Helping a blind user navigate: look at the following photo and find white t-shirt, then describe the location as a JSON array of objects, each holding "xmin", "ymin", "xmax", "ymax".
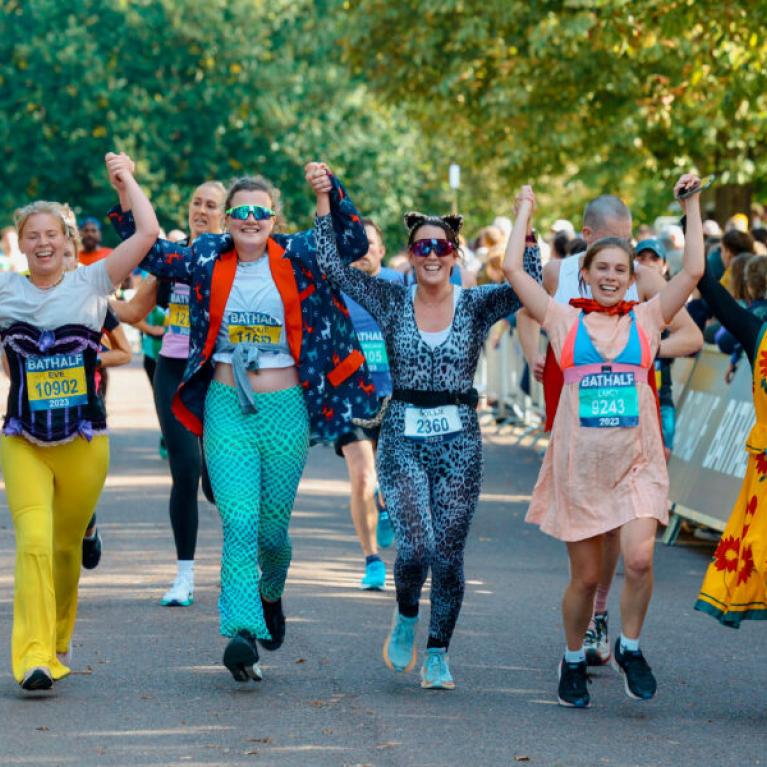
[
  {"xmin": 213, "ymin": 257, "xmax": 294, "ymax": 368},
  {"xmin": 410, "ymin": 284, "xmax": 462, "ymax": 348},
  {"xmin": 553, "ymin": 252, "xmax": 639, "ymax": 304},
  {"xmin": 0, "ymin": 260, "xmax": 114, "ymax": 332}
]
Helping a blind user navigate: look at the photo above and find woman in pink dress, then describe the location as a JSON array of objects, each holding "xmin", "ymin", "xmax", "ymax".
[{"xmin": 502, "ymin": 177, "xmax": 704, "ymax": 709}]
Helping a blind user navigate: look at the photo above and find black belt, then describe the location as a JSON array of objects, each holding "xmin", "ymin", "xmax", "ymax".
[{"xmin": 391, "ymin": 388, "xmax": 478, "ymax": 408}]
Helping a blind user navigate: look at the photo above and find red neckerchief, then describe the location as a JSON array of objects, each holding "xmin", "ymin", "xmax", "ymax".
[{"xmin": 569, "ymin": 298, "xmax": 639, "ymax": 316}]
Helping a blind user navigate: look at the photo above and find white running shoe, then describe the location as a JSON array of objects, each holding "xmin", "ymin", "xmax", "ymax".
[
  {"xmin": 584, "ymin": 611, "xmax": 610, "ymax": 666},
  {"xmin": 160, "ymin": 574, "xmax": 194, "ymax": 607}
]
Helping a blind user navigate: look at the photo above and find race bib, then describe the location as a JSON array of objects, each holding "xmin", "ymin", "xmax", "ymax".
[
  {"xmin": 167, "ymin": 290, "xmax": 190, "ymax": 335},
  {"xmin": 578, "ymin": 370, "xmax": 639, "ymax": 428},
  {"xmin": 358, "ymin": 330, "xmax": 389, "ymax": 372},
  {"xmin": 25, "ymin": 353, "xmax": 88, "ymax": 412},
  {"xmin": 227, "ymin": 311, "xmax": 282, "ymax": 345},
  {"xmin": 404, "ymin": 405, "xmax": 462, "ymax": 442}
]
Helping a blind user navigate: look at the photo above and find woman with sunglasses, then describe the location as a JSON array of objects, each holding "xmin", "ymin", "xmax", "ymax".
[
  {"xmin": 109, "ymin": 161, "xmax": 375, "ymax": 683},
  {"xmin": 110, "ymin": 180, "xmax": 226, "ymax": 607},
  {"xmin": 312, "ymin": 169, "xmax": 541, "ymax": 689}
]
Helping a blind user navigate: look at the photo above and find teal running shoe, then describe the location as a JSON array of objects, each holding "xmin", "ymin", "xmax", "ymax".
[
  {"xmin": 360, "ymin": 559, "xmax": 386, "ymax": 591},
  {"xmin": 383, "ymin": 610, "xmax": 418, "ymax": 672},
  {"xmin": 420, "ymin": 648, "xmax": 456, "ymax": 690},
  {"xmin": 375, "ymin": 487, "xmax": 394, "ymax": 549}
]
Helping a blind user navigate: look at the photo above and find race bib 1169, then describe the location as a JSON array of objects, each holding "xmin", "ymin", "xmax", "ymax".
[{"xmin": 227, "ymin": 311, "xmax": 282, "ymax": 345}]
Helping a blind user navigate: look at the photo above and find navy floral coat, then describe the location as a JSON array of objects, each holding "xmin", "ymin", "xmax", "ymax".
[{"xmin": 109, "ymin": 176, "xmax": 377, "ymax": 444}]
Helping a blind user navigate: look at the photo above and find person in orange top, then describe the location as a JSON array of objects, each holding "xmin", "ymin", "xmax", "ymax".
[{"xmin": 78, "ymin": 217, "xmax": 112, "ymax": 266}]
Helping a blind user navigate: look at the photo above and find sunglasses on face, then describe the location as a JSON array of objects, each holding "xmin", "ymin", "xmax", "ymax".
[
  {"xmin": 226, "ymin": 204, "xmax": 276, "ymax": 221},
  {"xmin": 409, "ymin": 238, "xmax": 456, "ymax": 258}
]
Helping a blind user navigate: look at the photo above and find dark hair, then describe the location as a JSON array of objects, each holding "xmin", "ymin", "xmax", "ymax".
[
  {"xmin": 567, "ymin": 236, "xmax": 587, "ymax": 256},
  {"xmin": 552, "ymin": 231, "xmax": 570, "ymax": 259},
  {"xmin": 578, "ymin": 236, "xmax": 635, "ymax": 296},
  {"xmin": 752, "ymin": 227, "xmax": 767, "ymax": 246},
  {"xmin": 730, "ymin": 253, "xmax": 754, "ymax": 301},
  {"xmin": 722, "ymin": 229, "xmax": 754, "ymax": 257},
  {"xmin": 746, "ymin": 255, "xmax": 767, "ymax": 301},
  {"xmin": 403, "ymin": 211, "xmax": 463, "ymax": 248},
  {"xmin": 225, "ymin": 176, "xmax": 281, "ymax": 216}
]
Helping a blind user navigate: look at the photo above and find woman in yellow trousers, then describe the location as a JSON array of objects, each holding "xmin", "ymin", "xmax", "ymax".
[{"xmin": 3, "ymin": 152, "xmax": 159, "ymax": 691}]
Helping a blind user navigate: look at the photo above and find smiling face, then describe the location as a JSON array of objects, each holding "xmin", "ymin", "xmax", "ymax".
[
  {"xmin": 581, "ymin": 245, "xmax": 635, "ymax": 306},
  {"xmin": 188, "ymin": 183, "xmax": 225, "ymax": 239},
  {"xmin": 226, "ymin": 190, "xmax": 275, "ymax": 256},
  {"xmin": 19, "ymin": 213, "xmax": 68, "ymax": 280},
  {"xmin": 407, "ymin": 223, "xmax": 457, "ymax": 289}
]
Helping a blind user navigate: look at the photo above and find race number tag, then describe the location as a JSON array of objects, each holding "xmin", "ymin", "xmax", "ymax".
[
  {"xmin": 404, "ymin": 405, "xmax": 462, "ymax": 442},
  {"xmin": 25, "ymin": 353, "xmax": 88, "ymax": 412},
  {"xmin": 578, "ymin": 370, "xmax": 639, "ymax": 428},
  {"xmin": 228, "ymin": 311, "xmax": 282, "ymax": 345},
  {"xmin": 358, "ymin": 330, "xmax": 389, "ymax": 372},
  {"xmin": 167, "ymin": 289, "xmax": 190, "ymax": 335}
]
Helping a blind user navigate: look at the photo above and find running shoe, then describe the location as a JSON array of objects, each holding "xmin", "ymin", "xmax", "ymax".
[
  {"xmin": 258, "ymin": 596, "xmax": 285, "ymax": 651},
  {"xmin": 420, "ymin": 648, "xmax": 455, "ymax": 690},
  {"xmin": 160, "ymin": 574, "xmax": 194, "ymax": 607},
  {"xmin": 584, "ymin": 610, "xmax": 610, "ymax": 666},
  {"xmin": 375, "ymin": 487, "xmax": 394, "ymax": 549},
  {"xmin": 382, "ymin": 610, "xmax": 418, "ymax": 672},
  {"xmin": 81, "ymin": 529, "xmax": 102, "ymax": 570},
  {"xmin": 612, "ymin": 639, "xmax": 657, "ymax": 700},
  {"xmin": 360, "ymin": 559, "xmax": 386, "ymax": 591},
  {"xmin": 223, "ymin": 630, "xmax": 262, "ymax": 682},
  {"xmin": 557, "ymin": 658, "xmax": 591, "ymax": 708},
  {"xmin": 21, "ymin": 667, "xmax": 53, "ymax": 692},
  {"xmin": 159, "ymin": 438, "xmax": 168, "ymax": 460}
]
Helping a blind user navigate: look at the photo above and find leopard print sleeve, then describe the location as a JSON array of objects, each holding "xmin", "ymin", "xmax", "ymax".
[{"xmin": 314, "ymin": 213, "xmax": 404, "ymax": 328}]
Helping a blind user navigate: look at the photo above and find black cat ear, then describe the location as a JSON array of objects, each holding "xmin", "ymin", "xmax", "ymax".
[
  {"xmin": 442, "ymin": 214, "xmax": 464, "ymax": 235},
  {"xmin": 404, "ymin": 211, "xmax": 427, "ymax": 232}
]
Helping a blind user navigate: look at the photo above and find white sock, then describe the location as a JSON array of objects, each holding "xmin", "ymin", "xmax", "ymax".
[
  {"xmin": 177, "ymin": 560, "xmax": 194, "ymax": 580},
  {"xmin": 564, "ymin": 646, "xmax": 586, "ymax": 664},
  {"xmin": 620, "ymin": 633, "xmax": 639, "ymax": 652}
]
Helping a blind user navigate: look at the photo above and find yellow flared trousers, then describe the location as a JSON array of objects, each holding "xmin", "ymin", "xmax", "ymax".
[{"xmin": 1, "ymin": 435, "xmax": 109, "ymax": 682}]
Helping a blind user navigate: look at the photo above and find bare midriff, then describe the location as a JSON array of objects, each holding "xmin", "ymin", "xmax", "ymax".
[{"xmin": 213, "ymin": 362, "xmax": 300, "ymax": 393}]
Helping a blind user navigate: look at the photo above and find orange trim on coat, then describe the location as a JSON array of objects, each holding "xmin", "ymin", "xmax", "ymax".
[
  {"xmin": 327, "ymin": 349, "xmax": 365, "ymax": 388},
  {"xmin": 202, "ymin": 248, "xmax": 238, "ymax": 361},
  {"xmin": 172, "ymin": 393, "xmax": 203, "ymax": 437},
  {"xmin": 267, "ymin": 238, "xmax": 303, "ymax": 363}
]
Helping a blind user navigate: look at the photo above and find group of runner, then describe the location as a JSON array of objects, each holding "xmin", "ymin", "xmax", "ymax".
[{"xmin": 1, "ymin": 155, "xmax": 761, "ymax": 710}]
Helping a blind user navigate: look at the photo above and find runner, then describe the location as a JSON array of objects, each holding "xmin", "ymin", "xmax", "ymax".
[
  {"xmin": 693, "ymin": 253, "xmax": 767, "ymax": 627},
  {"xmin": 503, "ymin": 176, "xmax": 704, "ymax": 708},
  {"xmin": 334, "ymin": 218, "xmax": 403, "ymax": 590},
  {"xmin": 110, "ymin": 161, "xmax": 376, "ymax": 683},
  {"xmin": 2, "ymin": 152, "xmax": 158, "ymax": 692},
  {"xmin": 111, "ymin": 181, "xmax": 226, "ymax": 606},
  {"xmin": 315, "ymin": 177, "xmax": 542, "ymax": 690}
]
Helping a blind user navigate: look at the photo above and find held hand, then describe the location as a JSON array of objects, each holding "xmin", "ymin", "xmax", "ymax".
[
  {"xmin": 533, "ymin": 353, "xmax": 546, "ymax": 383},
  {"xmin": 305, "ymin": 161, "xmax": 333, "ymax": 195},
  {"xmin": 514, "ymin": 185, "xmax": 536, "ymax": 230},
  {"xmin": 674, "ymin": 172, "xmax": 701, "ymax": 213},
  {"xmin": 105, "ymin": 152, "xmax": 135, "ymax": 191}
]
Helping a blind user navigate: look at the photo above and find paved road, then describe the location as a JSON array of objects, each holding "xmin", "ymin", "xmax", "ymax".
[{"xmin": 0, "ymin": 363, "xmax": 766, "ymax": 767}]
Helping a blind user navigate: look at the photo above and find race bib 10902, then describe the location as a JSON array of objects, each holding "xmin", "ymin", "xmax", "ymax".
[{"xmin": 25, "ymin": 353, "xmax": 88, "ymax": 412}]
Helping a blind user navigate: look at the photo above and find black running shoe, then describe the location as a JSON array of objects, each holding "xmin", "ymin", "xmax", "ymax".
[
  {"xmin": 82, "ymin": 530, "xmax": 102, "ymax": 570},
  {"xmin": 612, "ymin": 639, "xmax": 657, "ymax": 700},
  {"xmin": 223, "ymin": 631, "xmax": 262, "ymax": 682},
  {"xmin": 258, "ymin": 596, "xmax": 285, "ymax": 651},
  {"xmin": 557, "ymin": 658, "xmax": 591, "ymax": 708},
  {"xmin": 21, "ymin": 667, "xmax": 53, "ymax": 691}
]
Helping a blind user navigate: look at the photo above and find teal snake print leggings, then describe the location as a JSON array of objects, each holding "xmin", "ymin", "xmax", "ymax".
[{"xmin": 203, "ymin": 382, "xmax": 309, "ymax": 639}]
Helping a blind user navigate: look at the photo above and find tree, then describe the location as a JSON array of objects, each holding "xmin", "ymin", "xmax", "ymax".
[{"xmin": 340, "ymin": 1, "xmax": 767, "ymax": 227}]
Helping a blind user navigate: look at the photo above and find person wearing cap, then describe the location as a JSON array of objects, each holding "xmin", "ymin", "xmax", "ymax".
[
  {"xmin": 78, "ymin": 217, "xmax": 112, "ymax": 266},
  {"xmin": 636, "ymin": 239, "xmax": 676, "ymax": 456}
]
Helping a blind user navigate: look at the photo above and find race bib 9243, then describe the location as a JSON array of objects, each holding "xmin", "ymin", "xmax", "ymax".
[{"xmin": 578, "ymin": 370, "xmax": 638, "ymax": 428}]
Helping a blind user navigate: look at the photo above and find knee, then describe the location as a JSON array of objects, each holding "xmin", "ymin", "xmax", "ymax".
[
  {"xmin": 259, "ymin": 527, "xmax": 290, "ymax": 557},
  {"xmin": 623, "ymin": 550, "xmax": 654, "ymax": 580},
  {"xmin": 348, "ymin": 464, "xmax": 376, "ymax": 498},
  {"xmin": 570, "ymin": 570, "xmax": 601, "ymax": 595},
  {"xmin": 16, "ymin": 516, "xmax": 51, "ymax": 555},
  {"xmin": 398, "ymin": 542, "xmax": 431, "ymax": 571}
]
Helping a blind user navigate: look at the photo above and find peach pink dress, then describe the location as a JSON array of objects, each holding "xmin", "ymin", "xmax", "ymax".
[{"xmin": 525, "ymin": 297, "xmax": 669, "ymax": 541}]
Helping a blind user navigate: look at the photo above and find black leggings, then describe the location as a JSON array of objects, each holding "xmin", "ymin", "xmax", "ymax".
[{"xmin": 153, "ymin": 355, "xmax": 201, "ymax": 560}]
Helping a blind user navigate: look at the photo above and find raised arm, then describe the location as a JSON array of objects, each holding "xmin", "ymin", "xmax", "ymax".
[
  {"xmin": 658, "ymin": 174, "xmax": 706, "ymax": 323},
  {"xmin": 502, "ymin": 186, "xmax": 550, "ymax": 323},
  {"xmin": 110, "ymin": 274, "xmax": 159, "ymax": 324},
  {"xmin": 102, "ymin": 153, "xmax": 161, "ymax": 286}
]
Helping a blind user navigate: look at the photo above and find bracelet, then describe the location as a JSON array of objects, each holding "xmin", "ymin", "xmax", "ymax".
[{"xmin": 525, "ymin": 229, "xmax": 537, "ymax": 243}]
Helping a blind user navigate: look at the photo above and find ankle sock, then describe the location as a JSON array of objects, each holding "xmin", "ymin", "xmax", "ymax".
[
  {"xmin": 177, "ymin": 560, "xmax": 194, "ymax": 579},
  {"xmin": 365, "ymin": 554, "xmax": 382, "ymax": 566},
  {"xmin": 564, "ymin": 647, "xmax": 586, "ymax": 664},
  {"xmin": 620, "ymin": 633, "xmax": 639, "ymax": 653}
]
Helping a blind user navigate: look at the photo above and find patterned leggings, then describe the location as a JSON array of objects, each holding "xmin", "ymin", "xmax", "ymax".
[
  {"xmin": 377, "ymin": 403, "xmax": 483, "ymax": 646},
  {"xmin": 203, "ymin": 382, "xmax": 309, "ymax": 639}
]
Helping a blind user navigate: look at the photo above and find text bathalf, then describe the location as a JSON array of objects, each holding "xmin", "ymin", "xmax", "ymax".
[
  {"xmin": 580, "ymin": 372, "xmax": 633, "ymax": 388},
  {"xmin": 26, "ymin": 353, "xmax": 83, "ymax": 372}
]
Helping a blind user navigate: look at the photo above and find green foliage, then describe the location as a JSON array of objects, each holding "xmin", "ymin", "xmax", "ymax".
[
  {"xmin": 341, "ymin": 1, "xmax": 767, "ymax": 227},
  {"xmin": 0, "ymin": 0, "xmax": 446, "ymax": 249}
]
